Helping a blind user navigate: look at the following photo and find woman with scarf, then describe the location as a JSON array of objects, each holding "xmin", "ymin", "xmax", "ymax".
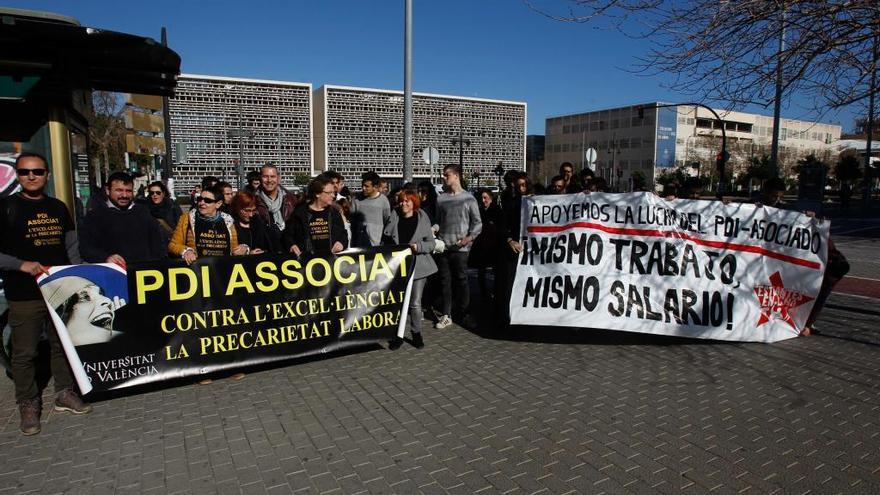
[
  {"xmin": 141, "ymin": 181, "xmax": 182, "ymax": 247},
  {"xmin": 382, "ymin": 189, "xmax": 437, "ymax": 350},
  {"xmin": 169, "ymin": 184, "xmax": 247, "ymax": 264}
]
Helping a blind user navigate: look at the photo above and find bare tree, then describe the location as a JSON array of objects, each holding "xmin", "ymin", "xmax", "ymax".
[
  {"xmin": 524, "ymin": 1, "xmax": 880, "ymax": 113},
  {"xmin": 87, "ymin": 91, "xmax": 126, "ymax": 183}
]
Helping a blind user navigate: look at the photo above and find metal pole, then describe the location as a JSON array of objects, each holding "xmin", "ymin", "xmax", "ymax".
[
  {"xmin": 161, "ymin": 27, "xmax": 174, "ymax": 182},
  {"xmin": 770, "ymin": 7, "xmax": 785, "ymax": 177},
  {"xmin": 237, "ymin": 99, "xmax": 244, "ymax": 190},
  {"xmin": 864, "ymin": 32, "xmax": 878, "ymax": 205},
  {"xmin": 403, "ymin": 0, "xmax": 413, "ymax": 183}
]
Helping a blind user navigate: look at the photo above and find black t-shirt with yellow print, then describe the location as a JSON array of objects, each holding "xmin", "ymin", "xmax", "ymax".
[{"xmin": 0, "ymin": 194, "xmax": 75, "ymax": 301}]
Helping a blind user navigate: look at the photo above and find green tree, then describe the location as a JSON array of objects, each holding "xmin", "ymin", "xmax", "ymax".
[
  {"xmin": 292, "ymin": 172, "xmax": 312, "ymax": 186},
  {"xmin": 834, "ymin": 153, "xmax": 863, "ymax": 183},
  {"xmin": 737, "ymin": 155, "xmax": 774, "ymax": 187}
]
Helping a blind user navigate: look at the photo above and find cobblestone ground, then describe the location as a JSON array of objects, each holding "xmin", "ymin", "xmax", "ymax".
[{"xmin": 0, "ymin": 290, "xmax": 878, "ymax": 494}]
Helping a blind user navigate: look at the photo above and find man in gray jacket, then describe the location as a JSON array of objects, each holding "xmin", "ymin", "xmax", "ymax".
[
  {"xmin": 435, "ymin": 164, "xmax": 482, "ymax": 329},
  {"xmin": 351, "ymin": 171, "xmax": 391, "ymax": 247}
]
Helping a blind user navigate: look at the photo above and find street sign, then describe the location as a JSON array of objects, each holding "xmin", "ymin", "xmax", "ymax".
[
  {"xmin": 422, "ymin": 146, "xmax": 440, "ymax": 165},
  {"xmin": 584, "ymin": 147, "xmax": 597, "ymax": 164}
]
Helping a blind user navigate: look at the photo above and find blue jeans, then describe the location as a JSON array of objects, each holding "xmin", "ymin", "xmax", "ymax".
[{"xmin": 405, "ymin": 278, "xmax": 427, "ymax": 336}]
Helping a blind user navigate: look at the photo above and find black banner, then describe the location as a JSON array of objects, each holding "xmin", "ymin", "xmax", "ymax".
[{"xmin": 38, "ymin": 246, "xmax": 414, "ymax": 394}]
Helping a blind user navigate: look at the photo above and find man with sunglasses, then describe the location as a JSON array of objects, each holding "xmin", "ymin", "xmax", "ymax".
[
  {"xmin": 79, "ymin": 172, "xmax": 166, "ymax": 266},
  {"xmin": 0, "ymin": 153, "xmax": 92, "ymax": 435}
]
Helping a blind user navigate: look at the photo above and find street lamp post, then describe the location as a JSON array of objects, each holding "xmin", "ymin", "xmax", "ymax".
[
  {"xmin": 639, "ymin": 103, "xmax": 727, "ymax": 199},
  {"xmin": 450, "ymin": 126, "xmax": 471, "ymax": 170},
  {"xmin": 224, "ymin": 84, "xmax": 253, "ymax": 190},
  {"xmin": 607, "ymin": 133, "xmax": 619, "ymax": 191}
]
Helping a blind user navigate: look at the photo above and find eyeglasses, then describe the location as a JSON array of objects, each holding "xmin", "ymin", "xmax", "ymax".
[
  {"xmin": 149, "ymin": 190, "xmax": 164, "ymax": 196},
  {"xmin": 241, "ymin": 208, "xmax": 257, "ymax": 214},
  {"xmin": 321, "ymin": 189, "xmax": 334, "ymax": 195},
  {"xmin": 17, "ymin": 168, "xmax": 47, "ymax": 176},
  {"xmin": 195, "ymin": 196, "xmax": 220, "ymax": 203}
]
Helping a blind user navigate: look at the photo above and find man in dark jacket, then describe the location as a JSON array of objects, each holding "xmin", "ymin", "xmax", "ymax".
[
  {"xmin": 79, "ymin": 172, "xmax": 166, "ymax": 265},
  {"xmin": 254, "ymin": 163, "xmax": 300, "ymax": 248},
  {"xmin": 284, "ymin": 175, "xmax": 347, "ymax": 258}
]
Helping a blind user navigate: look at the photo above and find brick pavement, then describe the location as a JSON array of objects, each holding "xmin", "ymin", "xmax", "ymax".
[{"xmin": 0, "ymin": 293, "xmax": 879, "ymax": 494}]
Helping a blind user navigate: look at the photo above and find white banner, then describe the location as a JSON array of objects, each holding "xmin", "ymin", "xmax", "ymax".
[{"xmin": 510, "ymin": 192, "xmax": 829, "ymax": 343}]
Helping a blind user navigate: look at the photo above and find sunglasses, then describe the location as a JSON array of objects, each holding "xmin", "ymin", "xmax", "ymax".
[
  {"xmin": 149, "ymin": 190, "xmax": 164, "ymax": 196},
  {"xmin": 195, "ymin": 196, "xmax": 220, "ymax": 203},
  {"xmin": 17, "ymin": 168, "xmax": 47, "ymax": 176}
]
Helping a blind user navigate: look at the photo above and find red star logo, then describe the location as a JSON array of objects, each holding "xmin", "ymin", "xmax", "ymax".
[{"xmin": 753, "ymin": 272, "xmax": 814, "ymax": 329}]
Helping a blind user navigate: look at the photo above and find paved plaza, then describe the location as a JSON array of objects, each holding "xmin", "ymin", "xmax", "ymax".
[{"xmin": 0, "ymin": 220, "xmax": 878, "ymax": 494}]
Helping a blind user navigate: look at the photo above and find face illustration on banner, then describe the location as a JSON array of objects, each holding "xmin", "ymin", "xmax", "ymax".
[{"xmin": 40, "ymin": 265, "xmax": 128, "ymax": 346}]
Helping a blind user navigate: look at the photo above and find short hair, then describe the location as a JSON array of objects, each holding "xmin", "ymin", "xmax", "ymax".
[
  {"xmin": 106, "ymin": 171, "xmax": 133, "ymax": 188},
  {"xmin": 308, "ymin": 175, "xmax": 333, "ymax": 201},
  {"xmin": 231, "ymin": 191, "xmax": 257, "ymax": 217},
  {"xmin": 202, "ymin": 184, "xmax": 225, "ymax": 202},
  {"xmin": 15, "ymin": 152, "xmax": 47, "ymax": 169},
  {"xmin": 550, "ymin": 175, "xmax": 565, "ymax": 185},
  {"xmin": 324, "ymin": 170, "xmax": 343, "ymax": 182},
  {"xmin": 217, "ymin": 181, "xmax": 233, "ymax": 191},
  {"xmin": 362, "ymin": 171, "xmax": 381, "ymax": 187},
  {"xmin": 443, "ymin": 163, "xmax": 462, "ymax": 177},
  {"xmin": 579, "ymin": 168, "xmax": 595, "ymax": 179},
  {"xmin": 396, "ymin": 189, "xmax": 421, "ymax": 210},
  {"xmin": 260, "ymin": 163, "xmax": 279, "ymax": 175},
  {"xmin": 559, "ymin": 162, "xmax": 574, "ymax": 173},
  {"xmin": 147, "ymin": 181, "xmax": 169, "ymax": 196},
  {"xmin": 201, "ymin": 176, "xmax": 219, "ymax": 189},
  {"xmin": 246, "ymin": 170, "xmax": 261, "ymax": 183}
]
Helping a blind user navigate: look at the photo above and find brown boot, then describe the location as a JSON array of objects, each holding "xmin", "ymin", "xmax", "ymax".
[
  {"xmin": 54, "ymin": 389, "xmax": 92, "ymax": 414},
  {"xmin": 18, "ymin": 398, "xmax": 41, "ymax": 436}
]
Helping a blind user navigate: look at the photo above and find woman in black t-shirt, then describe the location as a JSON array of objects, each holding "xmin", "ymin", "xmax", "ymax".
[{"xmin": 284, "ymin": 176, "xmax": 348, "ymax": 258}]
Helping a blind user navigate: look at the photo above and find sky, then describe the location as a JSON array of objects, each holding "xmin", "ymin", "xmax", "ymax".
[{"xmin": 7, "ymin": 0, "xmax": 858, "ymax": 134}]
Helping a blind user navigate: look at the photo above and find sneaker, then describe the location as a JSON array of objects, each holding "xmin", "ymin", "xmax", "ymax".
[
  {"xmin": 54, "ymin": 389, "xmax": 92, "ymax": 415},
  {"xmin": 412, "ymin": 333, "xmax": 424, "ymax": 349},
  {"xmin": 18, "ymin": 398, "xmax": 41, "ymax": 436},
  {"xmin": 388, "ymin": 337, "xmax": 403, "ymax": 350},
  {"xmin": 434, "ymin": 315, "xmax": 452, "ymax": 329}
]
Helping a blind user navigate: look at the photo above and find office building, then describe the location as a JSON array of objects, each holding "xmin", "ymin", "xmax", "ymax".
[
  {"xmin": 168, "ymin": 74, "xmax": 313, "ymax": 192},
  {"xmin": 544, "ymin": 103, "xmax": 841, "ymax": 189},
  {"xmin": 314, "ymin": 85, "xmax": 526, "ymax": 186}
]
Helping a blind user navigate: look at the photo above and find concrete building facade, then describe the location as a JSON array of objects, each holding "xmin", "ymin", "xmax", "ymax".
[
  {"xmin": 314, "ymin": 85, "xmax": 526, "ymax": 187},
  {"xmin": 168, "ymin": 74, "xmax": 313, "ymax": 192},
  {"xmin": 545, "ymin": 103, "xmax": 842, "ymax": 190}
]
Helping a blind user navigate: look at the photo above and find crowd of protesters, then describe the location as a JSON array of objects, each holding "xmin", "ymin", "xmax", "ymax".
[{"xmin": 0, "ymin": 153, "xmax": 847, "ymax": 435}]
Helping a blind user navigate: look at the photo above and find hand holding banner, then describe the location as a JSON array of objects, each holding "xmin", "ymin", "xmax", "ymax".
[{"xmin": 39, "ymin": 247, "xmax": 414, "ymax": 394}]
